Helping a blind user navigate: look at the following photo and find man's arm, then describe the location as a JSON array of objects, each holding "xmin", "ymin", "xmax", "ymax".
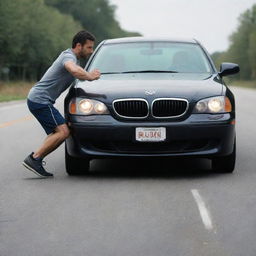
[{"xmin": 64, "ymin": 61, "xmax": 100, "ymax": 81}]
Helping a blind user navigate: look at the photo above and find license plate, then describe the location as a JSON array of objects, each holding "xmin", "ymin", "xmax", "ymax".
[{"xmin": 136, "ymin": 127, "xmax": 166, "ymax": 142}]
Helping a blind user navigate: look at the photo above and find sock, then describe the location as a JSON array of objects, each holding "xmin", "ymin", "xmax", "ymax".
[
  {"xmin": 34, "ymin": 157, "xmax": 43, "ymax": 161},
  {"xmin": 31, "ymin": 153, "xmax": 43, "ymax": 162}
]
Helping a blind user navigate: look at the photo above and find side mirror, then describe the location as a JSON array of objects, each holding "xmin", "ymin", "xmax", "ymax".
[{"xmin": 219, "ymin": 63, "xmax": 240, "ymax": 77}]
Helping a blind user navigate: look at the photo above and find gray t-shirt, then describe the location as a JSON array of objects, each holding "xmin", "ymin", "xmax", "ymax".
[{"xmin": 28, "ymin": 48, "xmax": 78, "ymax": 104}]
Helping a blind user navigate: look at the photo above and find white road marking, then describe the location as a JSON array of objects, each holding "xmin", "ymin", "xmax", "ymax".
[{"xmin": 191, "ymin": 189, "xmax": 213, "ymax": 231}]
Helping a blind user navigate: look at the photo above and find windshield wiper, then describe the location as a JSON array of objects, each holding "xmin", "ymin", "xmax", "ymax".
[
  {"xmin": 122, "ymin": 70, "xmax": 179, "ymax": 73},
  {"xmin": 101, "ymin": 72, "xmax": 124, "ymax": 74},
  {"xmin": 101, "ymin": 70, "xmax": 178, "ymax": 74}
]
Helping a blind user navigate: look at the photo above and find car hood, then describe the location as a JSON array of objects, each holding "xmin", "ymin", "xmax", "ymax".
[{"xmin": 75, "ymin": 73, "xmax": 224, "ymax": 103}]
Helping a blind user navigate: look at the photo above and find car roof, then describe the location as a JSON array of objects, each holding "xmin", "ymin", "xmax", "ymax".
[{"xmin": 103, "ymin": 37, "xmax": 198, "ymax": 45}]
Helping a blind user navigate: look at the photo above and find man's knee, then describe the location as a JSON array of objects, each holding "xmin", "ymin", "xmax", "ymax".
[
  {"xmin": 62, "ymin": 128, "xmax": 70, "ymax": 140},
  {"xmin": 55, "ymin": 124, "xmax": 70, "ymax": 140}
]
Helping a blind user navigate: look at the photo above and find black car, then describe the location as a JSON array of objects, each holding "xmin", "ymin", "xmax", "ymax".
[{"xmin": 64, "ymin": 37, "xmax": 239, "ymax": 175}]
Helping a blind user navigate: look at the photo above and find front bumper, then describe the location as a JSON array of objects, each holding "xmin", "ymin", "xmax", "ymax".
[{"xmin": 66, "ymin": 113, "xmax": 235, "ymax": 159}]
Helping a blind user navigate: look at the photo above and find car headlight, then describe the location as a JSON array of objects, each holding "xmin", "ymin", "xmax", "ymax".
[
  {"xmin": 69, "ymin": 98, "xmax": 109, "ymax": 115},
  {"xmin": 193, "ymin": 96, "xmax": 232, "ymax": 113},
  {"xmin": 79, "ymin": 99, "xmax": 93, "ymax": 114}
]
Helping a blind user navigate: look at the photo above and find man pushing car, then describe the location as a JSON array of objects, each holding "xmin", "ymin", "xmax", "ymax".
[{"xmin": 22, "ymin": 30, "xmax": 101, "ymax": 178}]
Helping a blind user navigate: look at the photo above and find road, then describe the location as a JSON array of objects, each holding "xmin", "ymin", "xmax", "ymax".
[{"xmin": 0, "ymin": 86, "xmax": 256, "ymax": 256}]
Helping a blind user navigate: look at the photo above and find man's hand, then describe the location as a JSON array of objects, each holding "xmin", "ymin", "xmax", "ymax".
[
  {"xmin": 87, "ymin": 69, "xmax": 101, "ymax": 81},
  {"xmin": 64, "ymin": 61, "xmax": 101, "ymax": 81}
]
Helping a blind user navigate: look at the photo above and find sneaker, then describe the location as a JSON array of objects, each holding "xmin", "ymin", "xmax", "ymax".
[{"xmin": 22, "ymin": 153, "xmax": 53, "ymax": 178}]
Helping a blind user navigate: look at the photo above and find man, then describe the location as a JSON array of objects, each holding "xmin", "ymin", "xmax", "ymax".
[{"xmin": 22, "ymin": 30, "xmax": 100, "ymax": 178}]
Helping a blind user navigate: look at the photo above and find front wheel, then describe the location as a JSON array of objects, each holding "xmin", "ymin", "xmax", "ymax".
[
  {"xmin": 211, "ymin": 141, "xmax": 236, "ymax": 173},
  {"xmin": 65, "ymin": 145, "xmax": 90, "ymax": 175}
]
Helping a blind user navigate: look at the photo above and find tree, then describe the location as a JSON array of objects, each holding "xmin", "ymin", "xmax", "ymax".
[
  {"xmin": 0, "ymin": 0, "xmax": 81, "ymax": 80},
  {"xmin": 213, "ymin": 4, "xmax": 256, "ymax": 80},
  {"xmin": 0, "ymin": 0, "xmax": 140, "ymax": 81},
  {"xmin": 45, "ymin": 0, "xmax": 141, "ymax": 43}
]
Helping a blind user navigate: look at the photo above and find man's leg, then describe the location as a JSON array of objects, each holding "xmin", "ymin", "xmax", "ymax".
[
  {"xmin": 22, "ymin": 124, "xmax": 70, "ymax": 178},
  {"xmin": 23, "ymin": 100, "xmax": 70, "ymax": 177},
  {"xmin": 33, "ymin": 123, "xmax": 70, "ymax": 159}
]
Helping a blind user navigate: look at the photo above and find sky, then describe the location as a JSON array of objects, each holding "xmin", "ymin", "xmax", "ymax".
[{"xmin": 109, "ymin": 0, "xmax": 256, "ymax": 53}]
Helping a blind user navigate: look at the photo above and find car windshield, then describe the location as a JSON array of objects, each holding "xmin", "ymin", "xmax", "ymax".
[{"xmin": 88, "ymin": 42, "xmax": 213, "ymax": 74}]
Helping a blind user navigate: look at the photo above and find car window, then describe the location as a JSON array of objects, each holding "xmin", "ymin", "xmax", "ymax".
[{"xmin": 88, "ymin": 42, "xmax": 213, "ymax": 74}]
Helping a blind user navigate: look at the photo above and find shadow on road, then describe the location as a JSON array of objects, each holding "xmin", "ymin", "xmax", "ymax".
[{"xmin": 78, "ymin": 157, "xmax": 223, "ymax": 180}]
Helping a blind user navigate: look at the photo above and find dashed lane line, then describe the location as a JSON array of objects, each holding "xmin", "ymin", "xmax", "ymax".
[{"xmin": 191, "ymin": 189, "xmax": 214, "ymax": 231}]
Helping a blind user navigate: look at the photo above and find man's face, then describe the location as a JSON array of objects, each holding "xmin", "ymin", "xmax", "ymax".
[{"xmin": 79, "ymin": 40, "xmax": 94, "ymax": 58}]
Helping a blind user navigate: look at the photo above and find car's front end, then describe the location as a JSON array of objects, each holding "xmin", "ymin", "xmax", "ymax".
[{"xmin": 64, "ymin": 37, "xmax": 239, "ymax": 174}]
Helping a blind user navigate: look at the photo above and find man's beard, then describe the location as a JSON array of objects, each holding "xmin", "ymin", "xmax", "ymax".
[{"xmin": 79, "ymin": 52, "xmax": 88, "ymax": 59}]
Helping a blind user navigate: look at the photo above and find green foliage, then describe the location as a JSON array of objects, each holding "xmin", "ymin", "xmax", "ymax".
[
  {"xmin": 0, "ymin": 0, "xmax": 140, "ymax": 81},
  {"xmin": 248, "ymin": 30, "xmax": 256, "ymax": 79},
  {"xmin": 0, "ymin": 0, "xmax": 81, "ymax": 80},
  {"xmin": 44, "ymin": 0, "xmax": 141, "ymax": 42},
  {"xmin": 212, "ymin": 4, "xmax": 256, "ymax": 80},
  {"xmin": 211, "ymin": 51, "xmax": 225, "ymax": 71}
]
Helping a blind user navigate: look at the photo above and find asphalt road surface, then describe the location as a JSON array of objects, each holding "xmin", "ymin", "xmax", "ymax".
[{"xmin": 0, "ymin": 86, "xmax": 256, "ymax": 256}]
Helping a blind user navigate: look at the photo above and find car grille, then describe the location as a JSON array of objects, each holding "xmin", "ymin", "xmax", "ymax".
[
  {"xmin": 113, "ymin": 98, "xmax": 188, "ymax": 118},
  {"xmin": 113, "ymin": 99, "xmax": 148, "ymax": 118},
  {"xmin": 152, "ymin": 99, "xmax": 188, "ymax": 117}
]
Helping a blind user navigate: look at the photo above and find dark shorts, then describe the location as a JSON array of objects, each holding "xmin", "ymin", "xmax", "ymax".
[{"xmin": 27, "ymin": 99, "xmax": 66, "ymax": 135}]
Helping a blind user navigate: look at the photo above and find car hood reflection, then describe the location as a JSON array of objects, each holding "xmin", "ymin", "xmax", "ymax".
[{"xmin": 75, "ymin": 73, "xmax": 223, "ymax": 102}]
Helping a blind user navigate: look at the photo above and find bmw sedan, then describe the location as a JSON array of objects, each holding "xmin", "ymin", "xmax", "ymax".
[{"xmin": 64, "ymin": 37, "xmax": 239, "ymax": 175}]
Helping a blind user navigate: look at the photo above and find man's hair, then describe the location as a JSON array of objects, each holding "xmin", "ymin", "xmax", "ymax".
[{"xmin": 72, "ymin": 30, "xmax": 96, "ymax": 48}]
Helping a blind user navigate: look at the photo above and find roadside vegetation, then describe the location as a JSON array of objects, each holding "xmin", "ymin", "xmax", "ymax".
[
  {"xmin": 0, "ymin": 0, "xmax": 140, "ymax": 82},
  {"xmin": 0, "ymin": 81, "xmax": 33, "ymax": 102},
  {"xmin": 229, "ymin": 80, "xmax": 256, "ymax": 88},
  {"xmin": 0, "ymin": 0, "xmax": 140, "ymax": 102},
  {"xmin": 0, "ymin": 1, "xmax": 255, "ymax": 102},
  {"xmin": 211, "ymin": 4, "xmax": 256, "ymax": 83}
]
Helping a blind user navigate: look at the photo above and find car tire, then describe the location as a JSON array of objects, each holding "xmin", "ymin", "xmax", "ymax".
[
  {"xmin": 211, "ymin": 140, "xmax": 236, "ymax": 173},
  {"xmin": 65, "ymin": 146, "xmax": 90, "ymax": 175}
]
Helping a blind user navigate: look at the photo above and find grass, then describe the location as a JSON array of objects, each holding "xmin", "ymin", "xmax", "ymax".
[
  {"xmin": 229, "ymin": 80, "xmax": 256, "ymax": 89},
  {"xmin": 0, "ymin": 81, "xmax": 34, "ymax": 102}
]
